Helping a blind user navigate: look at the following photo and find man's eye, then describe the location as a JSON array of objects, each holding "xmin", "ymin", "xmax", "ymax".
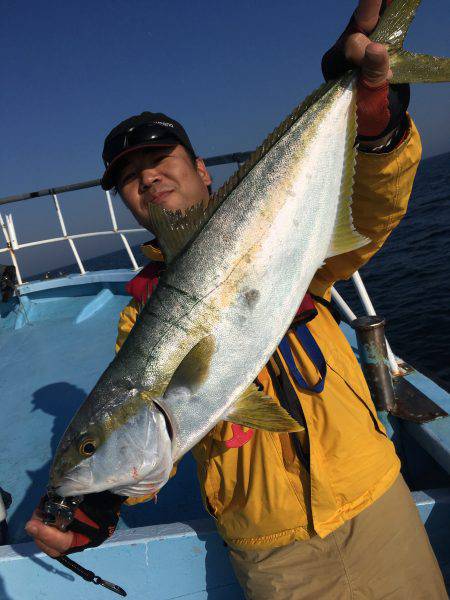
[
  {"xmin": 120, "ymin": 171, "xmax": 136, "ymax": 185},
  {"xmin": 143, "ymin": 151, "xmax": 169, "ymax": 166}
]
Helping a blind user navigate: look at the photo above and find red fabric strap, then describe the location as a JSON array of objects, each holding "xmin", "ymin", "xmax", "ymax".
[
  {"xmin": 71, "ymin": 507, "xmax": 100, "ymax": 549},
  {"xmin": 356, "ymin": 79, "xmax": 390, "ymax": 138},
  {"xmin": 125, "ymin": 262, "xmax": 165, "ymax": 304}
]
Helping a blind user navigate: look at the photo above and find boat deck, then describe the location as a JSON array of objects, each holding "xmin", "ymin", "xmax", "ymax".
[{"xmin": 0, "ymin": 271, "xmax": 449, "ymax": 599}]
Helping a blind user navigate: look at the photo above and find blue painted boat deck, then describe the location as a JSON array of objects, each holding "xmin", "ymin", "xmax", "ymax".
[{"xmin": 0, "ymin": 270, "xmax": 449, "ymax": 598}]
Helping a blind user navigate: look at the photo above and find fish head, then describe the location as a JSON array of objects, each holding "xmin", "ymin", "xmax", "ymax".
[{"xmin": 49, "ymin": 389, "xmax": 173, "ymax": 498}]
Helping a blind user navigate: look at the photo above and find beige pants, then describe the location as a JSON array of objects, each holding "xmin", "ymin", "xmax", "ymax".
[{"xmin": 229, "ymin": 476, "xmax": 447, "ymax": 599}]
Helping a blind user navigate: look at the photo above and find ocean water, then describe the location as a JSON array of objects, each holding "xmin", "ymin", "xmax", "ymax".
[
  {"xmin": 336, "ymin": 151, "xmax": 450, "ymax": 387},
  {"xmin": 35, "ymin": 151, "xmax": 450, "ymax": 386}
]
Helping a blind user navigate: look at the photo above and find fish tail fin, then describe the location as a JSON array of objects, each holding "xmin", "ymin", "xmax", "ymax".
[
  {"xmin": 371, "ymin": 0, "xmax": 450, "ymax": 84},
  {"xmin": 388, "ymin": 50, "xmax": 450, "ymax": 85}
]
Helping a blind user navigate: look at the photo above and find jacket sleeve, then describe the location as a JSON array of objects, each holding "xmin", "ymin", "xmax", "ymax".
[
  {"xmin": 309, "ymin": 115, "xmax": 422, "ymax": 299},
  {"xmin": 115, "ymin": 298, "xmax": 140, "ymax": 354},
  {"xmin": 116, "ymin": 298, "xmax": 178, "ymax": 506}
]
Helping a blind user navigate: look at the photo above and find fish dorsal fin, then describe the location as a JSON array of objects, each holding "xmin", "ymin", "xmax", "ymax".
[
  {"xmin": 225, "ymin": 383, "xmax": 303, "ymax": 433},
  {"xmin": 164, "ymin": 335, "xmax": 216, "ymax": 394},
  {"xmin": 370, "ymin": 0, "xmax": 450, "ymax": 84},
  {"xmin": 212, "ymin": 79, "xmax": 337, "ymax": 212},
  {"xmin": 149, "ymin": 80, "xmax": 337, "ymax": 264},
  {"xmin": 326, "ymin": 90, "xmax": 370, "ymax": 259},
  {"xmin": 147, "ymin": 199, "xmax": 218, "ymax": 264}
]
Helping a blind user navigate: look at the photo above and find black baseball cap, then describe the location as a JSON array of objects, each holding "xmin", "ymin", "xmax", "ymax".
[{"xmin": 101, "ymin": 111, "xmax": 196, "ymax": 190}]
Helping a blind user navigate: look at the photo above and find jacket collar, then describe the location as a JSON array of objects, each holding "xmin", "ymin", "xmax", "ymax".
[{"xmin": 141, "ymin": 240, "xmax": 164, "ymax": 262}]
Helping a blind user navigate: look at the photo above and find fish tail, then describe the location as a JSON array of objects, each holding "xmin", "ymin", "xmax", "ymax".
[{"xmin": 371, "ymin": 0, "xmax": 450, "ymax": 84}]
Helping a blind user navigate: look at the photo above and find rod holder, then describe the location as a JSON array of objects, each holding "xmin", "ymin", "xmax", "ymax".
[{"xmin": 351, "ymin": 315, "xmax": 395, "ymax": 412}]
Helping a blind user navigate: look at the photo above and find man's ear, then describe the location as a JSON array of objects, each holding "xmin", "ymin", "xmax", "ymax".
[{"xmin": 195, "ymin": 158, "xmax": 212, "ymax": 187}]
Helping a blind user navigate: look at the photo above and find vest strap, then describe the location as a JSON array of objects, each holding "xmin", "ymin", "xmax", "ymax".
[{"xmin": 279, "ymin": 324, "xmax": 327, "ymax": 393}]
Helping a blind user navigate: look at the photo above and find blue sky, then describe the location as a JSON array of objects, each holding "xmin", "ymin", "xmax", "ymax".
[{"xmin": 1, "ymin": 0, "xmax": 449, "ymax": 277}]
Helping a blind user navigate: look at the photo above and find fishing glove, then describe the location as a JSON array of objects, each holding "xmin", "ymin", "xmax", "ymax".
[
  {"xmin": 40, "ymin": 491, "xmax": 126, "ymax": 554},
  {"xmin": 321, "ymin": 2, "xmax": 410, "ymax": 149}
]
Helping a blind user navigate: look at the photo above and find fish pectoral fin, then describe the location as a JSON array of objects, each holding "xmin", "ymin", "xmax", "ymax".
[
  {"xmin": 165, "ymin": 335, "xmax": 216, "ymax": 393},
  {"xmin": 225, "ymin": 384, "xmax": 303, "ymax": 433}
]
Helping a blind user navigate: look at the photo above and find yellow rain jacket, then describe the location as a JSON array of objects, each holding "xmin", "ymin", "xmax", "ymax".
[{"xmin": 116, "ymin": 117, "xmax": 421, "ymax": 550}]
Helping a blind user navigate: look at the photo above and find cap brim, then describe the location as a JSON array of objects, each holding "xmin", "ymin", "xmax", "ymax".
[{"xmin": 101, "ymin": 142, "xmax": 178, "ymax": 190}]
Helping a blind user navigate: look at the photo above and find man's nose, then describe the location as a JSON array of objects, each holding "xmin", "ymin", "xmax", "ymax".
[{"xmin": 139, "ymin": 167, "xmax": 160, "ymax": 192}]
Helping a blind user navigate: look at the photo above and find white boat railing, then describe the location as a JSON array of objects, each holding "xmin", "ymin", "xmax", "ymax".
[
  {"xmin": 0, "ymin": 151, "xmax": 401, "ymax": 374},
  {"xmin": 331, "ymin": 286, "xmax": 400, "ymax": 374},
  {"xmin": 0, "ymin": 196, "xmax": 144, "ymax": 285},
  {"xmin": 0, "ymin": 152, "xmax": 252, "ymax": 285}
]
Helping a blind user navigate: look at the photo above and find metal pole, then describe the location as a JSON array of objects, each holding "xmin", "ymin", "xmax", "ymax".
[
  {"xmin": 352, "ymin": 271, "xmax": 377, "ymax": 315},
  {"xmin": 203, "ymin": 151, "xmax": 252, "ymax": 167},
  {"xmin": 52, "ymin": 194, "xmax": 86, "ymax": 275},
  {"xmin": 105, "ymin": 191, "xmax": 139, "ymax": 271},
  {"xmin": 331, "ymin": 287, "xmax": 357, "ymax": 322},
  {"xmin": 0, "ymin": 179, "xmax": 102, "ymax": 206},
  {"xmin": 6, "ymin": 214, "xmax": 18, "ymax": 249},
  {"xmin": 351, "ymin": 315, "xmax": 396, "ymax": 412},
  {"xmin": 119, "ymin": 234, "xmax": 139, "ymax": 270},
  {"xmin": 0, "ymin": 213, "xmax": 23, "ymax": 285},
  {"xmin": 351, "ymin": 271, "xmax": 399, "ymax": 374},
  {"xmin": 0, "ymin": 150, "xmax": 254, "ymax": 207},
  {"xmin": 105, "ymin": 190, "xmax": 119, "ymax": 231}
]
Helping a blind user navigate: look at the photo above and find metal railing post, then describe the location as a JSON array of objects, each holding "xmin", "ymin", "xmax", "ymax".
[
  {"xmin": 331, "ymin": 288, "xmax": 357, "ymax": 321},
  {"xmin": 52, "ymin": 193, "xmax": 86, "ymax": 275},
  {"xmin": 332, "ymin": 285, "xmax": 401, "ymax": 376},
  {"xmin": 105, "ymin": 191, "xmax": 139, "ymax": 271},
  {"xmin": 351, "ymin": 271, "xmax": 400, "ymax": 375},
  {"xmin": 0, "ymin": 213, "xmax": 23, "ymax": 285}
]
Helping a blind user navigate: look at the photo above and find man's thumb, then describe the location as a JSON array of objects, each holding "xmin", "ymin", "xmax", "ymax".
[{"xmin": 361, "ymin": 42, "xmax": 390, "ymax": 87}]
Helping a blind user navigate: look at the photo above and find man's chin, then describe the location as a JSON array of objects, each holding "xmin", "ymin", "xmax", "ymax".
[{"xmin": 148, "ymin": 197, "xmax": 189, "ymax": 215}]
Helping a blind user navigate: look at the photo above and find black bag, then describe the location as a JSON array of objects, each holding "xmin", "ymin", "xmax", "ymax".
[{"xmin": 0, "ymin": 265, "xmax": 16, "ymax": 301}]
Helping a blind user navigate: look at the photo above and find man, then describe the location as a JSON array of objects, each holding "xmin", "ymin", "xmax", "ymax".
[{"xmin": 26, "ymin": 1, "xmax": 447, "ymax": 597}]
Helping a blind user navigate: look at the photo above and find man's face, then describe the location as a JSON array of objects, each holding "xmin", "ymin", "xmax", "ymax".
[{"xmin": 116, "ymin": 145, "xmax": 212, "ymax": 230}]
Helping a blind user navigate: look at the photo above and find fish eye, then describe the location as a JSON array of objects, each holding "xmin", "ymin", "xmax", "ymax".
[{"xmin": 79, "ymin": 438, "xmax": 96, "ymax": 457}]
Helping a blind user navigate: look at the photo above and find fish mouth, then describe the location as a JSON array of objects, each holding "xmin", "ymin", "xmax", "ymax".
[
  {"xmin": 53, "ymin": 458, "xmax": 129, "ymax": 497},
  {"xmin": 50, "ymin": 455, "xmax": 96, "ymax": 497},
  {"xmin": 54, "ymin": 470, "xmax": 115, "ymax": 497}
]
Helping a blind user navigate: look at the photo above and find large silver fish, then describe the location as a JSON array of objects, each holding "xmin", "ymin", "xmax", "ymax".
[{"xmin": 49, "ymin": 0, "xmax": 450, "ymax": 498}]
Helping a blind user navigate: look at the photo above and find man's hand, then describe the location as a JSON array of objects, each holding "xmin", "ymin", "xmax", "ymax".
[
  {"xmin": 25, "ymin": 508, "xmax": 74, "ymax": 558},
  {"xmin": 25, "ymin": 492, "xmax": 125, "ymax": 557},
  {"xmin": 346, "ymin": 0, "xmax": 392, "ymax": 86},
  {"xmin": 322, "ymin": 0, "xmax": 410, "ymax": 149}
]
